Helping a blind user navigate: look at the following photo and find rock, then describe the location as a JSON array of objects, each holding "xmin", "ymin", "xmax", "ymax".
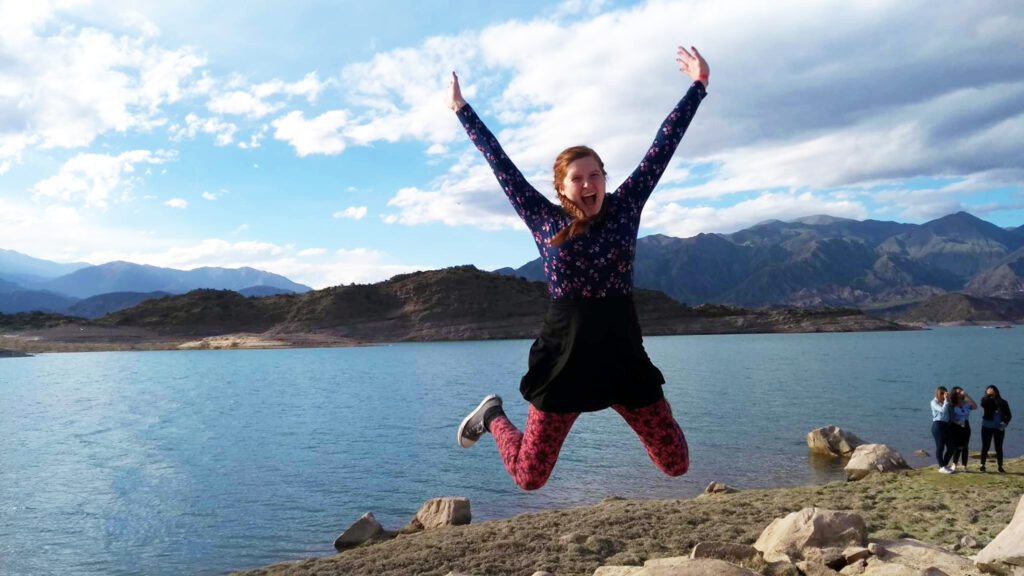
[
  {"xmin": 333, "ymin": 511, "xmax": 383, "ymax": 549},
  {"xmin": 803, "ymin": 547, "xmax": 847, "ymax": 571},
  {"xmin": 868, "ymin": 543, "xmax": 887, "ymax": 557},
  {"xmin": 807, "ymin": 426, "xmax": 865, "ymax": 458},
  {"xmin": 690, "ymin": 542, "xmax": 762, "ymax": 563},
  {"xmin": 635, "ymin": 557, "xmax": 761, "ymax": 575},
  {"xmin": 841, "ymin": 559, "xmax": 868, "ymax": 575},
  {"xmin": 844, "ymin": 444, "xmax": 912, "ymax": 481},
  {"xmin": 959, "ymin": 535, "xmax": 978, "ymax": 549},
  {"xmin": 704, "ymin": 481, "xmax": 736, "ymax": 494},
  {"xmin": 845, "ymin": 546, "xmax": 873, "ymax": 564},
  {"xmin": 976, "ymin": 494, "xmax": 1024, "ymax": 575},
  {"xmin": 862, "ymin": 538, "xmax": 982, "ymax": 576},
  {"xmin": 593, "ymin": 567, "xmax": 643, "ymax": 576},
  {"xmin": 754, "ymin": 508, "xmax": 867, "ymax": 563},
  {"xmin": 531, "ymin": 572, "xmax": 554, "ymax": 576},
  {"xmin": 913, "ymin": 450, "xmax": 930, "ymax": 459},
  {"xmin": 404, "ymin": 497, "xmax": 471, "ymax": 531}
]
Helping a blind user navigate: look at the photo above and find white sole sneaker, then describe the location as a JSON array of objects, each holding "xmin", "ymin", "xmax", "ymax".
[{"xmin": 457, "ymin": 395, "xmax": 502, "ymax": 448}]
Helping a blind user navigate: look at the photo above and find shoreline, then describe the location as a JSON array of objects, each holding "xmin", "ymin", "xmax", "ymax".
[{"xmin": 234, "ymin": 457, "xmax": 1024, "ymax": 575}]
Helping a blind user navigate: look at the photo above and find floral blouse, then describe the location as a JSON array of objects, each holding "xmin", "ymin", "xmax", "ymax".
[{"xmin": 457, "ymin": 81, "xmax": 706, "ymax": 300}]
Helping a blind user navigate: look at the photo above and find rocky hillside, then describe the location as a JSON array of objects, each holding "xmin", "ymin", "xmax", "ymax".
[
  {"xmin": 501, "ymin": 212, "xmax": 1024, "ymax": 308},
  {"xmin": 97, "ymin": 266, "xmax": 904, "ymax": 341},
  {"xmin": 898, "ymin": 293, "xmax": 1024, "ymax": 324}
]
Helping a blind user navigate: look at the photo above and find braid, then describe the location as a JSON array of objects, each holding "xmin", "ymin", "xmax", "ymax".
[{"xmin": 550, "ymin": 192, "xmax": 602, "ymax": 247}]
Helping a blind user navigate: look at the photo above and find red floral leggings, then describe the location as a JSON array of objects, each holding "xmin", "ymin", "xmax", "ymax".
[{"xmin": 487, "ymin": 397, "xmax": 688, "ymax": 490}]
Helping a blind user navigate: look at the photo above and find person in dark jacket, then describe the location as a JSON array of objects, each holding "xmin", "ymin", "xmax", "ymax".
[
  {"xmin": 450, "ymin": 45, "xmax": 709, "ymax": 490},
  {"xmin": 980, "ymin": 385, "xmax": 1012, "ymax": 473}
]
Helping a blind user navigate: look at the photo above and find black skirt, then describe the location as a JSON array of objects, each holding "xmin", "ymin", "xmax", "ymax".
[{"xmin": 520, "ymin": 294, "xmax": 665, "ymax": 413}]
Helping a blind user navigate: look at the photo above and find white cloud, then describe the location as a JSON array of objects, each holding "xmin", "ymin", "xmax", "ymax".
[
  {"xmin": 238, "ymin": 125, "xmax": 268, "ymax": 149},
  {"xmin": 298, "ymin": 248, "xmax": 326, "ymax": 257},
  {"xmin": 201, "ymin": 191, "xmax": 217, "ymax": 200},
  {"xmin": 333, "ymin": 206, "xmax": 367, "ymax": 220},
  {"xmin": 164, "ymin": 197, "xmax": 187, "ymax": 208},
  {"xmin": 357, "ymin": 0, "xmax": 1023, "ymax": 233},
  {"xmin": 33, "ymin": 149, "xmax": 171, "ymax": 208},
  {"xmin": 272, "ymin": 110, "xmax": 348, "ymax": 156},
  {"xmin": 207, "ymin": 71, "xmax": 328, "ymax": 118},
  {"xmin": 0, "ymin": 3, "xmax": 205, "ymax": 163},
  {"xmin": 642, "ymin": 190, "xmax": 870, "ymax": 237},
  {"xmin": 169, "ymin": 113, "xmax": 238, "ymax": 146},
  {"xmin": 0, "ymin": 160, "xmax": 10, "ymax": 175}
]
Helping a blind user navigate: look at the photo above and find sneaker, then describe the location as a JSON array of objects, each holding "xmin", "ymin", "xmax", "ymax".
[
  {"xmin": 938, "ymin": 466, "xmax": 953, "ymax": 474},
  {"xmin": 979, "ymin": 465, "xmax": 986, "ymax": 473},
  {"xmin": 998, "ymin": 467, "xmax": 1006, "ymax": 474},
  {"xmin": 457, "ymin": 395, "xmax": 503, "ymax": 448},
  {"xmin": 950, "ymin": 463, "xmax": 957, "ymax": 472}
]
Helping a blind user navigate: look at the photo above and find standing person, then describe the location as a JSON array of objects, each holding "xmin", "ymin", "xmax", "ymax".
[
  {"xmin": 980, "ymin": 385, "xmax": 1012, "ymax": 473},
  {"xmin": 948, "ymin": 387, "xmax": 976, "ymax": 472},
  {"xmin": 449, "ymin": 45, "xmax": 709, "ymax": 490},
  {"xmin": 931, "ymin": 387, "xmax": 954, "ymax": 474}
]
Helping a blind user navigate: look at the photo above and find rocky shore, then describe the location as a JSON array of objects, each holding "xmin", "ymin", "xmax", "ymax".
[{"xmin": 234, "ymin": 457, "xmax": 1024, "ymax": 576}]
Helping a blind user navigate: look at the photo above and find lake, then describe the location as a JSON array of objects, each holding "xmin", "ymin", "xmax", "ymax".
[{"xmin": 1, "ymin": 327, "xmax": 1021, "ymax": 575}]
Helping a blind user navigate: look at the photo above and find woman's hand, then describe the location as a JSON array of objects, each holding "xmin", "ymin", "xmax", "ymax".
[
  {"xmin": 677, "ymin": 46, "xmax": 709, "ymax": 88},
  {"xmin": 446, "ymin": 71, "xmax": 467, "ymax": 111}
]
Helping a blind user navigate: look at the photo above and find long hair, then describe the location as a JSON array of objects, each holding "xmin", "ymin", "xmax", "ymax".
[
  {"xmin": 950, "ymin": 386, "xmax": 964, "ymax": 407},
  {"xmin": 986, "ymin": 385, "xmax": 1002, "ymax": 400},
  {"xmin": 935, "ymin": 386, "xmax": 948, "ymax": 402},
  {"xmin": 549, "ymin": 146, "xmax": 607, "ymax": 247}
]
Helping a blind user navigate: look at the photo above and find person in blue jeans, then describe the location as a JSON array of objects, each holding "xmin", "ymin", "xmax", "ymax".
[
  {"xmin": 931, "ymin": 386, "xmax": 954, "ymax": 474},
  {"xmin": 980, "ymin": 385, "xmax": 1012, "ymax": 473},
  {"xmin": 948, "ymin": 386, "xmax": 976, "ymax": 472}
]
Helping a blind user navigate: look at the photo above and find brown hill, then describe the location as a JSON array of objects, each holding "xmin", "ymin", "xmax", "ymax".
[
  {"xmin": 96, "ymin": 265, "xmax": 905, "ymax": 343},
  {"xmin": 898, "ymin": 292, "xmax": 1024, "ymax": 324}
]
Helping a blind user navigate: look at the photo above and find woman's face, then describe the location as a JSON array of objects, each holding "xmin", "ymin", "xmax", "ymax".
[
  {"xmin": 937, "ymin": 389, "xmax": 947, "ymax": 402},
  {"xmin": 986, "ymin": 387, "xmax": 996, "ymax": 398},
  {"xmin": 561, "ymin": 156, "xmax": 605, "ymax": 218}
]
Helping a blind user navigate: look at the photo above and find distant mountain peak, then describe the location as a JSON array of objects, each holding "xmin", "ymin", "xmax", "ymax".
[{"xmin": 791, "ymin": 215, "xmax": 854, "ymax": 226}]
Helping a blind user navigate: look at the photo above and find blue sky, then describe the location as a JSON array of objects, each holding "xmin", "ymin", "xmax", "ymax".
[{"xmin": 1, "ymin": 0, "xmax": 1022, "ymax": 288}]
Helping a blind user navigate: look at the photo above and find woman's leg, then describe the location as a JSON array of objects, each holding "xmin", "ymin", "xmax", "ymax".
[
  {"xmin": 612, "ymin": 398, "xmax": 689, "ymax": 477},
  {"xmin": 488, "ymin": 405, "xmax": 579, "ymax": 491},
  {"xmin": 994, "ymin": 428, "xmax": 1005, "ymax": 470},
  {"xmin": 932, "ymin": 421, "xmax": 946, "ymax": 467},
  {"xmin": 980, "ymin": 426, "xmax": 993, "ymax": 470},
  {"xmin": 960, "ymin": 424, "xmax": 970, "ymax": 467}
]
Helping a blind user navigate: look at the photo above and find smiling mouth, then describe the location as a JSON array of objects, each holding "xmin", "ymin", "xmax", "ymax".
[{"xmin": 582, "ymin": 193, "xmax": 598, "ymax": 207}]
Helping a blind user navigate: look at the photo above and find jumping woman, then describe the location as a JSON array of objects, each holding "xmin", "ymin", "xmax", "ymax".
[{"xmin": 449, "ymin": 45, "xmax": 709, "ymax": 490}]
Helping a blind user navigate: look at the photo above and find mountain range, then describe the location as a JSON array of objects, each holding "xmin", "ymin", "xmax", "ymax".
[
  {"xmin": 497, "ymin": 212, "xmax": 1024, "ymax": 307},
  {"xmin": 0, "ymin": 252, "xmax": 311, "ymax": 316}
]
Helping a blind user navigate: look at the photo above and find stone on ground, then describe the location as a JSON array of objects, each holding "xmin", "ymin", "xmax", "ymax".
[
  {"xmin": 754, "ymin": 508, "xmax": 867, "ymax": 563},
  {"xmin": 861, "ymin": 538, "xmax": 982, "ymax": 576},
  {"xmin": 690, "ymin": 541, "xmax": 762, "ymax": 563},
  {"xmin": 844, "ymin": 444, "xmax": 912, "ymax": 481},
  {"xmin": 807, "ymin": 426, "xmax": 865, "ymax": 457},
  {"xmin": 333, "ymin": 511, "xmax": 383, "ymax": 549},
  {"xmin": 404, "ymin": 497, "xmax": 471, "ymax": 531},
  {"xmin": 975, "ymin": 494, "xmax": 1024, "ymax": 575}
]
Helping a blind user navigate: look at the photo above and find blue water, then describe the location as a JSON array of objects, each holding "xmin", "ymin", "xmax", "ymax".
[{"xmin": 1, "ymin": 327, "xmax": 1021, "ymax": 575}]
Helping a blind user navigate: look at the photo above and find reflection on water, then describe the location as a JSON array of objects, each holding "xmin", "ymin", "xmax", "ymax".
[{"xmin": 807, "ymin": 452, "xmax": 849, "ymax": 483}]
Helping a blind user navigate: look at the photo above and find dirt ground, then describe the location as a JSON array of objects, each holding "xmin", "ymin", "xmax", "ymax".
[{"xmin": 234, "ymin": 458, "xmax": 1024, "ymax": 576}]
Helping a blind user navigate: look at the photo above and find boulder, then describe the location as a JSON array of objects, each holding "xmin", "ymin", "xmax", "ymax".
[
  {"xmin": 868, "ymin": 543, "xmax": 887, "ymax": 557},
  {"xmin": 629, "ymin": 557, "xmax": 761, "ymax": 575},
  {"xmin": 913, "ymin": 450, "xmax": 930, "ymax": 459},
  {"xmin": 404, "ymin": 497, "xmax": 471, "ymax": 531},
  {"xmin": 704, "ymin": 481, "xmax": 736, "ymax": 494},
  {"xmin": 690, "ymin": 542, "xmax": 762, "ymax": 564},
  {"xmin": 754, "ymin": 508, "xmax": 867, "ymax": 563},
  {"xmin": 844, "ymin": 444, "xmax": 912, "ymax": 481},
  {"xmin": 807, "ymin": 426, "xmax": 865, "ymax": 458},
  {"xmin": 975, "ymin": 495, "xmax": 1024, "ymax": 575},
  {"xmin": 959, "ymin": 535, "xmax": 978, "ymax": 549},
  {"xmin": 333, "ymin": 511, "xmax": 383, "ymax": 549},
  {"xmin": 844, "ymin": 546, "xmax": 872, "ymax": 564},
  {"xmin": 861, "ymin": 538, "xmax": 982, "ymax": 576}
]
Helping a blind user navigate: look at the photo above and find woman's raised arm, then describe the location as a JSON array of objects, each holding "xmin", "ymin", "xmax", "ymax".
[
  {"xmin": 616, "ymin": 45, "xmax": 709, "ymax": 210},
  {"xmin": 447, "ymin": 72, "xmax": 560, "ymax": 233}
]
